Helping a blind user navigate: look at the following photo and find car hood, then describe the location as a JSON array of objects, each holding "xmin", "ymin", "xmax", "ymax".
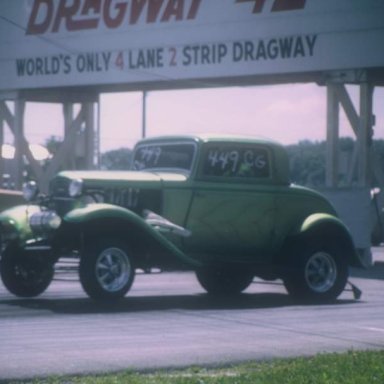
[
  {"xmin": 50, "ymin": 170, "xmax": 188, "ymax": 215},
  {"xmin": 50, "ymin": 171, "xmax": 187, "ymax": 197},
  {"xmin": 52, "ymin": 170, "xmax": 187, "ymax": 189}
]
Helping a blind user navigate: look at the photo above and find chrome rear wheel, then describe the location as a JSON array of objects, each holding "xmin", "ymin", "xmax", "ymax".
[{"xmin": 283, "ymin": 243, "xmax": 348, "ymax": 303}]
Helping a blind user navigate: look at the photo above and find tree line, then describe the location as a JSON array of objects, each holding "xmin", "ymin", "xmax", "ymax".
[
  {"xmin": 100, "ymin": 138, "xmax": 384, "ymax": 187},
  {"xmin": 287, "ymin": 138, "xmax": 384, "ymax": 187}
]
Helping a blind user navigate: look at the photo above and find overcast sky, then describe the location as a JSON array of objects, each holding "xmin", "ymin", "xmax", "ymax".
[{"xmin": 16, "ymin": 83, "xmax": 384, "ymax": 154}]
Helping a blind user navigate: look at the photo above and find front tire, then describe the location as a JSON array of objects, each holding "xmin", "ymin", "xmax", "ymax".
[
  {"xmin": 196, "ymin": 266, "xmax": 253, "ymax": 295},
  {"xmin": 283, "ymin": 243, "xmax": 348, "ymax": 303},
  {"xmin": 0, "ymin": 245, "xmax": 54, "ymax": 298},
  {"xmin": 79, "ymin": 238, "xmax": 135, "ymax": 301}
]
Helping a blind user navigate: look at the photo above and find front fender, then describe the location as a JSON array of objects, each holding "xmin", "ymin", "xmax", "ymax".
[
  {"xmin": 64, "ymin": 203, "xmax": 142, "ymax": 224},
  {"xmin": 64, "ymin": 203, "xmax": 202, "ymax": 268},
  {"xmin": 294, "ymin": 213, "xmax": 363, "ymax": 268}
]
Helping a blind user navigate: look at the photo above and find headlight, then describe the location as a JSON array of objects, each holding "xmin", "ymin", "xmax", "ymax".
[
  {"xmin": 23, "ymin": 181, "xmax": 39, "ymax": 202},
  {"xmin": 29, "ymin": 211, "xmax": 62, "ymax": 232},
  {"xmin": 69, "ymin": 178, "xmax": 83, "ymax": 197}
]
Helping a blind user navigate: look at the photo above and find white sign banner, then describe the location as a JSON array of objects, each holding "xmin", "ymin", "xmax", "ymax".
[{"xmin": 0, "ymin": 0, "xmax": 383, "ymax": 91}]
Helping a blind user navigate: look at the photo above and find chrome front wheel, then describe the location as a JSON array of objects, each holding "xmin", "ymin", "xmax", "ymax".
[
  {"xmin": 95, "ymin": 247, "xmax": 132, "ymax": 293},
  {"xmin": 80, "ymin": 238, "xmax": 135, "ymax": 301}
]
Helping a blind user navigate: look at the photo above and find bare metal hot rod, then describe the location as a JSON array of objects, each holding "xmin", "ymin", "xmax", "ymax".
[{"xmin": 0, "ymin": 135, "xmax": 364, "ymax": 302}]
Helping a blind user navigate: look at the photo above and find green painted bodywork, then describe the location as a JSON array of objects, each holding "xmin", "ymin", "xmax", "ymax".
[
  {"xmin": 299, "ymin": 213, "xmax": 348, "ymax": 233},
  {"xmin": 0, "ymin": 134, "xmax": 362, "ymax": 269},
  {"xmin": 0, "ymin": 205, "xmax": 41, "ymax": 245},
  {"xmin": 63, "ymin": 203, "xmax": 201, "ymax": 267}
]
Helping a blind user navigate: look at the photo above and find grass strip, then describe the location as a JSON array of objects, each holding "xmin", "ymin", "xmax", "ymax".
[{"xmin": 6, "ymin": 350, "xmax": 384, "ymax": 384}]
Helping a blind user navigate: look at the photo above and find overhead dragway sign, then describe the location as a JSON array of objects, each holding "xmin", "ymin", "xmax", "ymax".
[{"xmin": 0, "ymin": 0, "xmax": 384, "ymax": 93}]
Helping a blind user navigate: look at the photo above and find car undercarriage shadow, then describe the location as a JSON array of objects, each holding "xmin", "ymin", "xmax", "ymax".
[{"xmin": 0, "ymin": 291, "xmax": 359, "ymax": 315}]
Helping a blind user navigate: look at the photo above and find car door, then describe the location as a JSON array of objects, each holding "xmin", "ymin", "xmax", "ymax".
[
  {"xmin": 184, "ymin": 142, "xmax": 277, "ymax": 263},
  {"xmin": 184, "ymin": 185, "xmax": 276, "ymax": 263}
]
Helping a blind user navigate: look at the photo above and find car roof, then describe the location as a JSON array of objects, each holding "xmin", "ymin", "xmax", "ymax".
[
  {"xmin": 135, "ymin": 133, "xmax": 282, "ymax": 147},
  {"xmin": 135, "ymin": 134, "xmax": 290, "ymax": 185}
]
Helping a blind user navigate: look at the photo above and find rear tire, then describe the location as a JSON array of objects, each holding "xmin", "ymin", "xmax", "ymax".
[
  {"xmin": 196, "ymin": 266, "xmax": 253, "ymax": 295},
  {"xmin": 79, "ymin": 238, "xmax": 135, "ymax": 301},
  {"xmin": 283, "ymin": 242, "xmax": 348, "ymax": 303}
]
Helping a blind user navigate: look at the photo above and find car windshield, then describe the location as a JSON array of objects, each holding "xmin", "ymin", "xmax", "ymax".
[{"xmin": 132, "ymin": 142, "xmax": 196, "ymax": 173}]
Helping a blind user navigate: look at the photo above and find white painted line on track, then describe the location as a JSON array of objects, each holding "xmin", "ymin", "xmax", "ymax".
[{"xmin": 360, "ymin": 327, "xmax": 384, "ymax": 333}]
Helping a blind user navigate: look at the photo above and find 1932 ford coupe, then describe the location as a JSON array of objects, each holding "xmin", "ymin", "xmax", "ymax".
[{"xmin": 0, "ymin": 135, "xmax": 364, "ymax": 302}]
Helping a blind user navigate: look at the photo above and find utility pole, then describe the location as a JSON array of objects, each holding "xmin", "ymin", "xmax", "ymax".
[{"xmin": 142, "ymin": 91, "xmax": 147, "ymax": 138}]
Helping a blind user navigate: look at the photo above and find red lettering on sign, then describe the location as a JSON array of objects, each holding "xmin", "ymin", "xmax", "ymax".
[
  {"xmin": 52, "ymin": 0, "xmax": 98, "ymax": 33},
  {"xmin": 160, "ymin": 0, "xmax": 201, "ymax": 22},
  {"xmin": 115, "ymin": 51, "xmax": 124, "ymax": 70},
  {"xmin": 26, "ymin": 0, "xmax": 53, "ymax": 34},
  {"xmin": 130, "ymin": 0, "xmax": 145, "ymax": 24},
  {"xmin": 147, "ymin": 0, "xmax": 164, "ymax": 23},
  {"xmin": 104, "ymin": 0, "xmax": 127, "ymax": 28},
  {"xmin": 81, "ymin": 0, "xmax": 102, "ymax": 16},
  {"xmin": 271, "ymin": 0, "xmax": 306, "ymax": 11},
  {"xmin": 187, "ymin": 0, "xmax": 201, "ymax": 19},
  {"xmin": 236, "ymin": 0, "xmax": 306, "ymax": 13},
  {"xmin": 236, "ymin": 0, "xmax": 266, "ymax": 13},
  {"xmin": 162, "ymin": 0, "xmax": 184, "ymax": 22},
  {"xmin": 26, "ymin": 0, "xmax": 202, "ymax": 35}
]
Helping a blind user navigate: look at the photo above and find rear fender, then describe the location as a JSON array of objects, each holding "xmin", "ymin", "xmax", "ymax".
[
  {"xmin": 64, "ymin": 203, "xmax": 201, "ymax": 267},
  {"xmin": 290, "ymin": 213, "xmax": 363, "ymax": 268}
]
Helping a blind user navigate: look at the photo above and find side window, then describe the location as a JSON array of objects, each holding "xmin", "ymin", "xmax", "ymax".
[{"xmin": 201, "ymin": 145, "xmax": 271, "ymax": 179}]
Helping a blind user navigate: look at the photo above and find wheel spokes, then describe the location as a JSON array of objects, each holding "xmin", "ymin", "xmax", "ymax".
[
  {"xmin": 95, "ymin": 247, "xmax": 131, "ymax": 292},
  {"xmin": 305, "ymin": 252, "xmax": 337, "ymax": 293}
]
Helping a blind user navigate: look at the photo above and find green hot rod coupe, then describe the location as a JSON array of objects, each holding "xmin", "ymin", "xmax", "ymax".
[{"xmin": 0, "ymin": 135, "xmax": 364, "ymax": 302}]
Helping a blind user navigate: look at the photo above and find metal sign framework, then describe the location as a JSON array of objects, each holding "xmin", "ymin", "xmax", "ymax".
[
  {"xmin": 0, "ymin": 79, "xmax": 381, "ymax": 192},
  {"xmin": 0, "ymin": 0, "xmax": 383, "ymax": 191},
  {"xmin": 326, "ymin": 82, "xmax": 375, "ymax": 188},
  {"xmin": 0, "ymin": 98, "xmax": 97, "ymax": 191}
]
